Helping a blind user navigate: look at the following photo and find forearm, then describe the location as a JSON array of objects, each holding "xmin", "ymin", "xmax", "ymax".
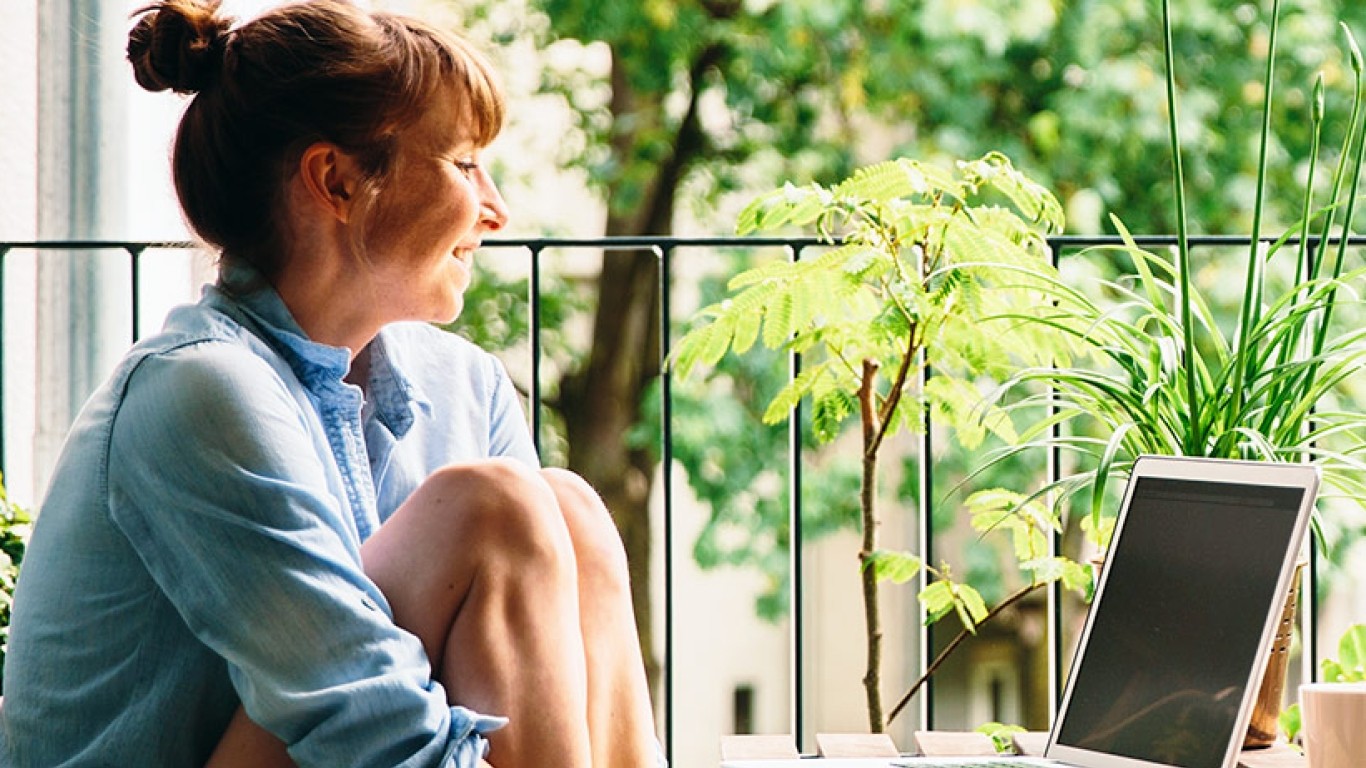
[{"xmin": 206, "ymin": 707, "xmax": 294, "ymax": 768}]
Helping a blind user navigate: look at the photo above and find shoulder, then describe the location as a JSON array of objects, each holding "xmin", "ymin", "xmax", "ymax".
[
  {"xmin": 112, "ymin": 323, "xmax": 307, "ymax": 457},
  {"xmin": 127, "ymin": 338, "xmax": 290, "ymax": 407},
  {"xmin": 41, "ymin": 305, "xmax": 311, "ymax": 517},
  {"xmin": 382, "ymin": 322, "xmax": 497, "ymax": 362},
  {"xmin": 380, "ymin": 322, "xmax": 511, "ymax": 389},
  {"xmin": 374, "ymin": 323, "xmax": 538, "ymax": 470}
]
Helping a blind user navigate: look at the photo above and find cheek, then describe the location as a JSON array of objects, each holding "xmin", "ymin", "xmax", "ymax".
[
  {"xmin": 371, "ymin": 179, "xmax": 446, "ymax": 245},
  {"xmin": 448, "ymin": 180, "xmax": 482, "ymax": 227}
]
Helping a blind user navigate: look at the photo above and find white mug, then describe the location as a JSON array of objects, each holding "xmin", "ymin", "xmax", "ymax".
[{"xmin": 1300, "ymin": 682, "xmax": 1366, "ymax": 768}]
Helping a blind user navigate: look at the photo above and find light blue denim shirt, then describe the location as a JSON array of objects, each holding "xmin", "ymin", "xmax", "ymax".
[{"xmin": 0, "ymin": 275, "xmax": 537, "ymax": 767}]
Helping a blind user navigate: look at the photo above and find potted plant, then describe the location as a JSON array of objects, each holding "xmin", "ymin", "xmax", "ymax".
[
  {"xmin": 977, "ymin": 0, "xmax": 1366, "ymax": 747},
  {"xmin": 670, "ymin": 151, "xmax": 1089, "ymax": 732},
  {"xmin": 1279, "ymin": 623, "xmax": 1366, "ymax": 741},
  {"xmin": 0, "ymin": 473, "xmax": 32, "ymax": 689}
]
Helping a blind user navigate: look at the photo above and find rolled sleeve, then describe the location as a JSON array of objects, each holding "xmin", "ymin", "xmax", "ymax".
[{"xmin": 107, "ymin": 342, "xmax": 499, "ymax": 767}]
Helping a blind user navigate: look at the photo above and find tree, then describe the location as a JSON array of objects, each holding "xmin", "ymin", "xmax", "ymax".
[{"xmin": 448, "ymin": 0, "xmax": 1366, "ymax": 705}]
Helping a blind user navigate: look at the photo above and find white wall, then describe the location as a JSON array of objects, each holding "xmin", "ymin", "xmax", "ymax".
[{"xmin": 0, "ymin": 1, "xmax": 38, "ymax": 508}]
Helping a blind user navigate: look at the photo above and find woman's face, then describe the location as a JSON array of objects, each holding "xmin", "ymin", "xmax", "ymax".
[{"xmin": 360, "ymin": 86, "xmax": 508, "ymax": 325}]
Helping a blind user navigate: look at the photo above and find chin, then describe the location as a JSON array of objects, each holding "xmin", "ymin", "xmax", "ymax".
[{"xmin": 434, "ymin": 297, "xmax": 466, "ymax": 325}]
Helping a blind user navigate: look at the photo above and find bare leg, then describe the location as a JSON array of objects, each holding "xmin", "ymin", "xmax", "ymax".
[
  {"xmin": 208, "ymin": 460, "xmax": 658, "ymax": 768},
  {"xmin": 540, "ymin": 468, "xmax": 659, "ymax": 767},
  {"xmin": 364, "ymin": 460, "xmax": 593, "ymax": 767},
  {"xmin": 209, "ymin": 459, "xmax": 591, "ymax": 767}
]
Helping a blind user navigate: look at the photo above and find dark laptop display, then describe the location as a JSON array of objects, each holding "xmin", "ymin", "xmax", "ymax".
[{"xmin": 1052, "ymin": 476, "xmax": 1307, "ymax": 768}]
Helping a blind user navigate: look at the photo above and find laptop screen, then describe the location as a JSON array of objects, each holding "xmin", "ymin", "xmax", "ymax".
[{"xmin": 1052, "ymin": 475, "xmax": 1306, "ymax": 768}]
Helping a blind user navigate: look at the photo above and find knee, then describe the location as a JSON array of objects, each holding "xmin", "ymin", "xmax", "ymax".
[
  {"xmin": 424, "ymin": 459, "xmax": 576, "ymax": 573},
  {"xmin": 540, "ymin": 468, "xmax": 631, "ymax": 595}
]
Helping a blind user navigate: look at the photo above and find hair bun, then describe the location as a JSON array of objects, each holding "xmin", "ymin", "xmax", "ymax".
[{"xmin": 128, "ymin": 0, "xmax": 234, "ymax": 95}]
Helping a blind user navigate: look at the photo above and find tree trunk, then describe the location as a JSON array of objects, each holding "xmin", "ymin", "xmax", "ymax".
[
  {"xmin": 858, "ymin": 359, "xmax": 884, "ymax": 732},
  {"xmin": 559, "ymin": 247, "xmax": 662, "ymax": 698},
  {"xmin": 556, "ymin": 40, "xmax": 722, "ymax": 709}
]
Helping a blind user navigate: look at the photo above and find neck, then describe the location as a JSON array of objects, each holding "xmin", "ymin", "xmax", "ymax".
[
  {"xmin": 274, "ymin": 260, "xmax": 384, "ymax": 359},
  {"xmin": 273, "ymin": 189, "xmax": 387, "ymax": 358},
  {"xmin": 270, "ymin": 173, "xmax": 390, "ymax": 358}
]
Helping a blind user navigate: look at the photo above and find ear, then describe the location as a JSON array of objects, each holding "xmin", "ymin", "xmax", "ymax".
[{"xmin": 297, "ymin": 142, "xmax": 361, "ymax": 223}]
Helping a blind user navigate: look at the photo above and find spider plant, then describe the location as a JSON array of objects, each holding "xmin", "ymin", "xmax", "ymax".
[{"xmin": 982, "ymin": 0, "xmax": 1366, "ymax": 529}]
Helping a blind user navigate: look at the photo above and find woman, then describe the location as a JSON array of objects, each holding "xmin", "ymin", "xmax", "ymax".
[{"xmin": 0, "ymin": 1, "xmax": 660, "ymax": 766}]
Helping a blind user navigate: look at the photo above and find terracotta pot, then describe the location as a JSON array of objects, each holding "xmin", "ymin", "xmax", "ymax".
[{"xmin": 1243, "ymin": 561, "xmax": 1305, "ymax": 749}]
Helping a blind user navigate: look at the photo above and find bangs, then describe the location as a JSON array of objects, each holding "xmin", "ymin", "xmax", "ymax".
[
  {"xmin": 446, "ymin": 41, "xmax": 504, "ymax": 147},
  {"xmin": 377, "ymin": 13, "xmax": 506, "ymax": 147}
]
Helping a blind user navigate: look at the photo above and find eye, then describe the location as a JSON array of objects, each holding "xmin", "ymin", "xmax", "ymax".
[{"xmin": 453, "ymin": 158, "xmax": 480, "ymax": 175}]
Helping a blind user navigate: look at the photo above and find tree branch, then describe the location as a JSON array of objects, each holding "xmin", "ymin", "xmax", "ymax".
[
  {"xmin": 634, "ymin": 41, "xmax": 726, "ymax": 235},
  {"xmin": 885, "ymin": 581, "xmax": 1046, "ymax": 726},
  {"xmin": 868, "ymin": 330, "xmax": 919, "ymax": 459}
]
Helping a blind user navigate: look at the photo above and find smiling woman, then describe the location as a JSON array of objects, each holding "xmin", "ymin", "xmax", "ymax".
[
  {"xmin": 338, "ymin": 83, "xmax": 509, "ymax": 334},
  {"xmin": 0, "ymin": 1, "xmax": 661, "ymax": 767}
]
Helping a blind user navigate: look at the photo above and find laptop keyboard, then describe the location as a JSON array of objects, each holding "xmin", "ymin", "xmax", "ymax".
[{"xmin": 896, "ymin": 754, "xmax": 1043, "ymax": 759}]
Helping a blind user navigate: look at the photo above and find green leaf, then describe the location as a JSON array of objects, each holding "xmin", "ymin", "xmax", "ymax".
[
  {"xmin": 955, "ymin": 582, "xmax": 989, "ymax": 630},
  {"xmin": 966, "ymin": 488, "xmax": 1055, "ymax": 563},
  {"xmin": 864, "ymin": 550, "xmax": 923, "ymax": 584},
  {"xmin": 1080, "ymin": 512, "xmax": 1117, "ymax": 552},
  {"xmin": 835, "ymin": 158, "xmax": 945, "ymax": 203},
  {"xmin": 669, "ymin": 312, "xmax": 726, "ymax": 379},
  {"xmin": 976, "ymin": 723, "xmax": 1026, "ymax": 755},
  {"xmin": 918, "ymin": 580, "xmax": 955, "ymax": 625},
  {"xmin": 761, "ymin": 290, "xmax": 796, "ymax": 350},
  {"xmin": 737, "ymin": 185, "xmax": 828, "ymax": 234},
  {"xmin": 731, "ymin": 307, "xmax": 762, "ymax": 355},
  {"xmin": 811, "ymin": 387, "xmax": 857, "ymax": 442},
  {"xmin": 1019, "ymin": 557, "xmax": 1094, "ymax": 597},
  {"xmin": 1337, "ymin": 623, "xmax": 1366, "ymax": 680},
  {"xmin": 1279, "ymin": 703, "xmax": 1301, "ymax": 743},
  {"xmin": 1059, "ymin": 559, "xmax": 1093, "ymax": 596},
  {"xmin": 762, "ymin": 365, "xmax": 831, "ymax": 427}
]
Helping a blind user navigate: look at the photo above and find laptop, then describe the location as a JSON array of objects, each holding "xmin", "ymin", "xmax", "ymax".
[{"xmin": 724, "ymin": 455, "xmax": 1319, "ymax": 768}]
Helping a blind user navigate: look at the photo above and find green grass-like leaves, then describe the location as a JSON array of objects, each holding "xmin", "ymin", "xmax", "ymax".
[{"xmin": 980, "ymin": 7, "xmax": 1366, "ymax": 532}]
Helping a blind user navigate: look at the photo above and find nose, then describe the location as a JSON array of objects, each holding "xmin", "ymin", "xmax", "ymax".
[{"xmin": 479, "ymin": 172, "xmax": 509, "ymax": 231}]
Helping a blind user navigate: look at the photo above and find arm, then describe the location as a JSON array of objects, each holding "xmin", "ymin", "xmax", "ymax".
[
  {"xmin": 207, "ymin": 708, "xmax": 292, "ymax": 767},
  {"xmin": 109, "ymin": 343, "xmax": 495, "ymax": 767},
  {"xmin": 207, "ymin": 710, "xmax": 497, "ymax": 768}
]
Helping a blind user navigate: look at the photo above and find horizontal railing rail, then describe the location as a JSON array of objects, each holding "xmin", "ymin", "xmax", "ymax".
[{"xmin": 4, "ymin": 234, "xmax": 1363, "ymax": 760}]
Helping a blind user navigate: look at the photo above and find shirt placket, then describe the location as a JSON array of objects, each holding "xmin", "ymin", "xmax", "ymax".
[{"xmin": 319, "ymin": 386, "xmax": 382, "ymax": 543}]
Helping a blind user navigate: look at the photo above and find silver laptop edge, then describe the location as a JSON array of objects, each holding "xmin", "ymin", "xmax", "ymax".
[{"xmin": 1043, "ymin": 456, "xmax": 1318, "ymax": 768}]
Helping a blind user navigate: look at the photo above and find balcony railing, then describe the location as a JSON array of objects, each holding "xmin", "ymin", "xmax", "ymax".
[{"xmin": 2, "ymin": 235, "xmax": 1362, "ymax": 761}]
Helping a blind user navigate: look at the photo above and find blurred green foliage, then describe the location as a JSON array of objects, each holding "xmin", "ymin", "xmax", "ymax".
[
  {"xmin": 447, "ymin": 0, "xmax": 1366, "ymax": 616},
  {"xmin": 0, "ymin": 473, "xmax": 32, "ymax": 687},
  {"xmin": 465, "ymin": 0, "xmax": 1366, "ymax": 234},
  {"xmin": 633, "ymin": 253, "xmax": 862, "ymax": 620}
]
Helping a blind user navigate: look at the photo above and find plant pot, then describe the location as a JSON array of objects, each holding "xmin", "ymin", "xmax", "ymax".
[{"xmin": 1243, "ymin": 561, "xmax": 1305, "ymax": 749}]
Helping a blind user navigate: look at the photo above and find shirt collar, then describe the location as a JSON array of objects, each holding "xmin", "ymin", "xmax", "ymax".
[
  {"xmin": 367, "ymin": 328, "xmax": 433, "ymax": 437},
  {"xmin": 206, "ymin": 264, "xmax": 428, "ymax": 437}
]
